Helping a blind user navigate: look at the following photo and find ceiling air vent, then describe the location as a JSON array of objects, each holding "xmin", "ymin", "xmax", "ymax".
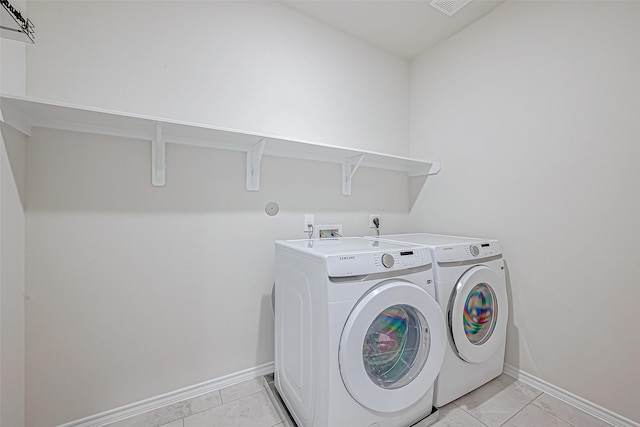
[
  {"xmin": 1, "ymin": 0, "xmax": 34, "ymax": 43},
  {"xmin": 430, "ymin": 0, "xmax": 473, "ymax": 16}
]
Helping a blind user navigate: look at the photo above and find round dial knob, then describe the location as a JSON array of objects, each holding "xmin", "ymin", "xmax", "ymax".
[
  {"xmin": 381, "ymin": 253, "xmax": 395, "ymax": 268},
  {"xmin": 470, "ymin": 245, "xmax": 480, "ymax": 256}
]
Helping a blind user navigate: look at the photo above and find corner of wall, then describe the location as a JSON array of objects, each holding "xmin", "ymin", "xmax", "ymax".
[
  {"xmin": 0, "ymin": 124, "xmax": 26, "ymax": 427},
  {"xmin": 1, "ymin": 38, "xmax": 27, "ymax": 96}
]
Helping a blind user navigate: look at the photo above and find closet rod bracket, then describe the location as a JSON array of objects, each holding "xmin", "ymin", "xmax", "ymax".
[
  {"xmin": 246, "ymin": 138, "xmax": 267, "ymax": 191},
  {"xmin": 152, "ymin": 122, "xmax": 166, "ymax": 186},
  {"xmin": 342, "ymin": 154, "xmax": 365, "ymax": 196}
]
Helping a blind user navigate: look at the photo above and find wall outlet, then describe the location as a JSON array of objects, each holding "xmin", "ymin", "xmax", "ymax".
[
  {"xmin": 304, "ymin": 214, "xmax": 315, "ymax": 233},
  {"xmin": 318, "ymin": 224, "xmax": 343, "ymax": 238},
  {"xmin": 369, "ymin": 214, "xmax": 380, "ymax": 228}
]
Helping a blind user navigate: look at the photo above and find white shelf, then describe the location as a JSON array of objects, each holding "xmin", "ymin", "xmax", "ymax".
[{"xmin": 0, "ymin": 95, "xmax": 440, "ymax": 195}]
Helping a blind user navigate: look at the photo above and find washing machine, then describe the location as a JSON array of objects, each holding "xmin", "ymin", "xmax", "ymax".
[
  {"xmin": 369, "ymin": 233, "xmax": 508, "ymax": 407},
  {"xmin": 274, "ymin": 237, "xmax": 446, "ymax": 427}
]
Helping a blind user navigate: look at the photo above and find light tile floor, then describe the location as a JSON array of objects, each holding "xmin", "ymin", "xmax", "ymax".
[
  {"xmin": 433, "ymin": 374, "xmax": 613, "ymax": 427},
  {"xmin": 107, "ymin": 374, "xmax": 614, "ymax": 427}
]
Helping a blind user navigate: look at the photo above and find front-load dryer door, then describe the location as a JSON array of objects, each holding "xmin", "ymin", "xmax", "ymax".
[
  {"xmin": 448, "ymin": 265, "xmax": 508, "ymax": 364},
  {"xmin": 339, "ymin": 281, "xmax": 446, "ymax": 413}
]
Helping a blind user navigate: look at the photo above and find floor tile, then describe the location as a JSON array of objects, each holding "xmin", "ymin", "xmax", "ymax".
[
  {"xmin": 454, "ymin": 374, "xmax": 542, "ymax": 427},
  {"xmin": 502, "ymin": 404, "xmax": 573, "ymax": 427},
  {"xmin": 105, "ymin": 401, "xmax": 191, "ymax": 427},
  {"xmin": 431, "ymin": 403, "xmax": 487, "ymax": 427},
  {"xmin": 183, "ymin": 390, "xmax": 281, "ymax": 427},
  {"xmin": 104, "ymin": 391, "xmax": 221, "ymax": 427},
  {"xmin": 220, "ymin": 378, "xmax": 266, "ymax": 403},
  {"xmin": 105, "ymin": 375, "xmax": 619, "ymax": 427},
  {"xmin": 188, "ymin": 390, "xmax": 223, "ymax": 415},
  {"xmin": 532, "ymin": 394, "xmax": 614, "ymax": 427}
]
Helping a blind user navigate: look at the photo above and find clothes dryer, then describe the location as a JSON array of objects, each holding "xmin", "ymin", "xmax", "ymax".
[
  {"xmin": 274, "ymin": 237, "xmax": 446, "ymax": 427},
  {"xmin": 369, "ymin": 234, "xmax": 508, "ymax": 407}
]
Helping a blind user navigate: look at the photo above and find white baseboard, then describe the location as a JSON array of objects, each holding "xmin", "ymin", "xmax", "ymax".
[
  {"xmin": 58, "ymin": 362, "xmax": 275, "ymax": 427},
  {"xmin": 503, "ymin": 363, "xmax": 639, "ymax": 427}
]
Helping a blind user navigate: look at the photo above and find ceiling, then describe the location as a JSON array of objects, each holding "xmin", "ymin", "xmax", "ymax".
[{"xmin": 280, "ymin": 0, "xmax": 506, "ymax": 59}]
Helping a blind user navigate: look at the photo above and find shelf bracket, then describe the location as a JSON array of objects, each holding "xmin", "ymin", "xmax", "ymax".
[
  {"xmin": 246, "ymin": 138, "xmax": 266, "ymax": 191},
  {"xmin": 0, "ymin": 98, "xmax": 32, "ymax": 136},
  {"xmin": 152, "ymin": 122, "xmax": 166, "ymax": 186},
  {"xmin": 342, "ymin": 154, "xmax": 365, "ymax": 196},
  {"xmin": 428, "ymin": 162, "xmax": 441, "ymax": 175}
]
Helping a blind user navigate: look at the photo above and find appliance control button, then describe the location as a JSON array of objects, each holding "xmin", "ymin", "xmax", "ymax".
[
  {"xmin": 470, "ymin": 245, "xmax": 480, "ymax": 256},
  {"xmin": 381, "ymin": 253, "xmax": 395, "ymax": 268}
]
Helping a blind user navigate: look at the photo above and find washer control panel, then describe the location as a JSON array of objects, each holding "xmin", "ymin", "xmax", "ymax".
[
  {"xmin": 327, "ymin": 248, "xmax": 430, "ymax": 277},
  {"xmin": 435, "ymin": 241, "xmax": 501, "ymax": 263}
]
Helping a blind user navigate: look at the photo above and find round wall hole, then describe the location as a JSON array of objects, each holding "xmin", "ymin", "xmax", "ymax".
[{"xmin": 265, "ymin": 201, "xmax": 280, "ymax": 216}]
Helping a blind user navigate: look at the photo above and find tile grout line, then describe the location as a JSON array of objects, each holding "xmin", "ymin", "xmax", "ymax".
[
  {"xmin": 220, "ymin": 388, "xmax": 267, "ymax": 405},
  {"xmin": 498, "ymin": 403, "xmax": 528, "ymax": 426},
  {"xmin": 497, "ymin": 391, "xmax": 547, "ymax": 426},
  {"xmin": 450, "ymin": 377, "xmax": 545, "ymax": 427},
  {"xmin": 179, "ymin": 388, "xmax": 281, "ymax": 427},
  {"xmin": 116, "ymin": 377, "xmax": 614, "ymax": 427},
  {"xmin": 178, "ymin": 381, "xmax": 272, "ymax": 427},
  {"xmin": 493, "ymin": 377, "xmax": 545, "ymax": 426},
  {"xmin": 190, "ymin": 389, "xmax": 222, "ymax": 417},
  {"xmin": 528, "ymin": 393, "xmax": 613, "ymax": 427},
  {"xmin": 450, "ymin": 401, "xmax": 490, "ymax": 427},
  {"xmin": 219, "ymin": 378, "xmax": 268, "ymax": 405},
  {"xmin": 503, "ymin": 365, "xmax": 628, "ymax": 426},
  {"xmin": 547, "ymin": 407, "xmax": 580, "ymax": 427}
]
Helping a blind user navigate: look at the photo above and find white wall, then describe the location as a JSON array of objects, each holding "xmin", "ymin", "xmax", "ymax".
[
  {"xmin": 1, "ymin": 0, "xmax": 28, "ymax": 424},
  {"xmin": 26, "ymin": 0, "xmax": 409, "ymax": 156},
  {"xmin": 23, "ymin": 1, "xmax": 412, "ymax": 425},
  {"xmin": 25, "ymin": 130, "xmax": 412, "ymax": 427},
  {"xmin": 1, "ymin": 123, "xmax": 27, "ymax": 427},
  {"xmin": 1, "ymin": 38, "xmax": 26, "ymax": 96},
  {"xmin": 410, "ymin": 1, "xmax": 640, "ymax": 423}
]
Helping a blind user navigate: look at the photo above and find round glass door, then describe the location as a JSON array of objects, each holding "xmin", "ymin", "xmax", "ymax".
[
  {"xmin": 463, "ymin": 283, "xmax": 498, "ymax": 345},
  {"xmin": 339, "ymin": 281, "xmax": 446, "ymax": 413},
  {"xmin": 363, "ymin": 304, "xmax": 430, "ymax": 390},
  {"xmin": 449, "ymin": 265, "xmax": 508, "ymax": 364}
]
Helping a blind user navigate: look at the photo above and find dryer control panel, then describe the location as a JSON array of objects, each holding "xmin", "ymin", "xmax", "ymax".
[
  {"xmin": 326, "ymin": 248, "xmax": 431, "ymax": 277},
  {"xmin": 434, "ymin": 241, "xmax": 502, "ymax": 263}
]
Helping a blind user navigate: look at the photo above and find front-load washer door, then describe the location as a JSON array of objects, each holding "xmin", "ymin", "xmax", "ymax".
[
  {"xmin": 448, "ymin": 265, "xmax": 508, "ymax": 364},
  {"xmin": 339, "ymin": 281, "xmax": 446, "ymax": 413}
]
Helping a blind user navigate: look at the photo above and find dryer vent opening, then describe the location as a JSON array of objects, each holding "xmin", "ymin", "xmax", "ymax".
[{"xmin": 429, "ymin": 0, "xmax": 472, "ymax": 16}]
